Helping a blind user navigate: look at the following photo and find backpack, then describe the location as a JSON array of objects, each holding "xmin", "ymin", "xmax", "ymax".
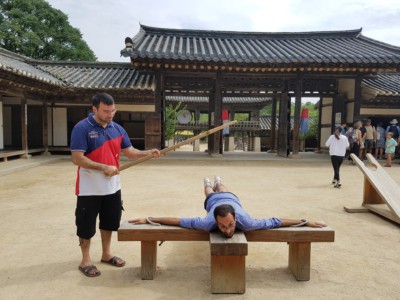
[{"xmin": 389, "ymin": 125, "xmax": 399, "ymax": 139}]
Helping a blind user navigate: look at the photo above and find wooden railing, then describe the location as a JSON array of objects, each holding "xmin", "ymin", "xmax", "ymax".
[{"xmin": 176, "ymin": 121, "xmax": 261, "ymax": 131}]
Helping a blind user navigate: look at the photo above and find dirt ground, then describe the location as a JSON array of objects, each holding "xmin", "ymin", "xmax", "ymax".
[{"xmin": 0, "ymin": 152, "xmax": 399, "ymax": 300}]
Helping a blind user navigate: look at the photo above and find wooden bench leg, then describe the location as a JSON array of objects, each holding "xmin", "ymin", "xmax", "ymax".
[
  {"xmin": 288, "ymin": 242, "xmax": 311, "ymax": 281},
  {"xmin": 211, "ymin": 255, "xmax": 245, "ymax": 294},
  {"xmin": 141, "ymin": 241, "xmax": 157, "ymax": 280}
]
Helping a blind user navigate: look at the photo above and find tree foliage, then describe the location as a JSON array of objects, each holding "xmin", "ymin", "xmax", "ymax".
[
  {"xmin": 165, "ymin": 102, "xmax": 185, "ymax": 140},
  {"xmin": 0, "ymin": 0, "xmax": 96, "ymax": 61}
]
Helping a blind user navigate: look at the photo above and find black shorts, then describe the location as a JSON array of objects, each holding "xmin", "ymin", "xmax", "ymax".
[
  {"xmin": 75, "ymin": 190, "xmax": 123, "ymax": 239},
  {"xmin": 365, "ymin": 139, "xmax": 374, "ymax": 149}
]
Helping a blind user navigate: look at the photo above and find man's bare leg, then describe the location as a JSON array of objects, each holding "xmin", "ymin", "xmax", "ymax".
[
  {"xmin": 204, "ymin": 177, "xmax": 214, "ymax": 196},
  {"xmin": 79, "ymin": 238, "xmax": 100, "ymax": 276},
  {"xmin": 214, "ymin": 176, "xmax": 228, "ymax": 192},
  {"xmin": 100, "ymin": 229, "xmax": 125, "ymax": 266}
]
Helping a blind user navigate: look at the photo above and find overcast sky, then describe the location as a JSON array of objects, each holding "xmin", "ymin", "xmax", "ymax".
[{"xmin": 46, "ymin": 0, "xmax": 400, "ymax": 62}]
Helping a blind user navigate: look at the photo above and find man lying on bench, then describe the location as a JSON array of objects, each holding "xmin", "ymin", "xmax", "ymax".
[{"xmin": 129, "ymin": 176, "xmax": 327, "ymax": 238}]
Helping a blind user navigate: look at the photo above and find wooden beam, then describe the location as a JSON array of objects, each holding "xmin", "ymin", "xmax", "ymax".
[
  {"xmin": 270, "ymin": 96, "xmax": 277, "ymax": 152},
  {"xmin": 42, "ymin": 103, "xmax": 49, "ymax": 153},
  {"xmin": 20, "ymin": 98, "xmax": 30, "ymax": 159},
  {"xmin": 292, "ymin": 75, "xmax": 302, "ymax": 156},
  {"xmin": 353, "ymin": 76, "xmax": 362, "ymax": 121},
  {"xmin": 210, "ymin": 71, "xmax": 223, "ymax": 155}
]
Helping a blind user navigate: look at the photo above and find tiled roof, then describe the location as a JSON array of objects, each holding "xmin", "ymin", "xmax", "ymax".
[
  {"xmin": 35, "ymin": 63, "xmax": 155, "ymax": 90},
  {"xmin": 122, "ymin": 25, "xmax": 400, "ymax": 67},
  {"xmin": 166, "ymin": 95, "xmax": 270, "ymax": 104},
  {"xmin": 0, "ymin": 47, "xmax": 155, "ymax": 90},
  {"xmin": 362, "ymin": 73, "xmax": 400, "ymax": 96},
  {"xmin": 0, "ymin": 48, "xmax": 63, "ymax": 86}
]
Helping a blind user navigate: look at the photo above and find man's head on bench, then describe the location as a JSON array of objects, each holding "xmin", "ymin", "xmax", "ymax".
[{"xmin": 214, "ymin": 204, "xmax": 236, "ymax": 238}]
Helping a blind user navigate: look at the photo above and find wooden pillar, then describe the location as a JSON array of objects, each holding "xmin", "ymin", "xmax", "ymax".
[
  {"xmin": 292, "ymin": 75, "xmax": 302, "ymax": 156},
  {"xmin": 141, "ymin": 241, "xmax": 157, "ymax": 280},
  {"xmin": 353, "ymin": 76, "xmax": 362, "ymax": 121},
  {"xmin": 42, "ymin": 103, "xmax": 50, "ymax": 155},
  {"xmin": 288, "ymin": 242, "xmax": 311, "ymax": 281},
  {"xmin": 210, "ymin": 231, "xmax": 247, "ymax": 294},
  {"xmin": 270, "ymin": 96, "xmax": 277, "ymax": 152},
  {"xmin": 316, "ymin": 97, "xmax": 323, "ymax": 153},
  {"xmin": 20, "ymin": 98, "xmax": 30, "ymax": 159},
  {"xmin": 209, "ymin": 71, "xmax": 222, "ymax": 156},
  {"xmin": 278, "ymin": 90, "xmax": 290, "ymax": 157},
  {"xmin": 151, "ymin": 71, "xmax": 164, "ymax": 149}
]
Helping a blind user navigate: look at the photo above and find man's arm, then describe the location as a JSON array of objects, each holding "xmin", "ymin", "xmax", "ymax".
[
  {"xmin": 279, "ymin": 219, "xmax": 327, "ymax": 228},
  {"xmin": 129, "ymin": 217, "xmax": 180, "ymax": 226},
  {"xmin": 122, "ymin": 146, "xmax": 161, "ymax": 160},
  {"xmin": 71, "ymin": 151, "xmax": 118, "ymax": 177}
]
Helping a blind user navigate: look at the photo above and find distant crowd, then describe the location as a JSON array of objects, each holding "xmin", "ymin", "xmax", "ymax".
[{"xmin": 341, "ymin": 118, "xmax": 400, "ymax": 167}]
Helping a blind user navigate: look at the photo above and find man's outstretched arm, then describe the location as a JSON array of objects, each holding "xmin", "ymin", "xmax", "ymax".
[
  {"xmin": 280, "ymin": 219, "xmax": 327, "ymax": 228},
  {"xmin": 129, "ymin": 217, "xmax": 181, "ymax": 226}
]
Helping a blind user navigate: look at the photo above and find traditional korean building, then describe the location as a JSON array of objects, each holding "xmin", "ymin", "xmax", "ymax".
[
  {"xmin": 361, "ymin": 73, "xmax": 400, "ymax": 124},
  {"xmin": 1, "ymin": 25, "xmax": 400, "ymax": 160},
  {"xmin": 120, "ymin": 25, "xmax": 400, "ymax": 156}
]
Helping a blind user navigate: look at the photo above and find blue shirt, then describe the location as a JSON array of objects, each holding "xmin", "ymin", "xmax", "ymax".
[{"xmin": 179, "ymin": 192, "xmax": 282, "ymax": 231}]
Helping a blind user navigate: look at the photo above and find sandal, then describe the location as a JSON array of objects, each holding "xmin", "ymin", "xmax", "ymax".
[
  {"xmin": 79, "ymin": 265, "xmax": 101, "ymax": 277},
  {"xmin": 101, "ymin": 256, "xmax": 126, "ymax": 267}
]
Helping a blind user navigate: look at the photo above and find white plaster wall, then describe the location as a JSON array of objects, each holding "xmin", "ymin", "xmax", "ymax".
[
  {"xmin": 0, "ymin": 101, "xmax": 3, "ymax": 149},
  {"xmin": 338, "ymin": 79, "xmax": 355, "ymax": 100},
  {"xmin": 117, "ymin": 104, "xmax": 155, "ymax": 112},
  {"xmin": 3, "ymin": 106, "xmax": 12, "ymax": 146},
  {"xmin": 346, "ymin": 102, "xmax": 354, "ymax": 123},
  {"xmin": 320, "ymin": 127, "xmax": 332, "ymax": 148},
  {"xmin": 52, "ymin": 107, "xmax": 68, "ymax": 146},
  {"xmin": 321, "ymin": 98, "xmax": 333, "ymax": 124}
]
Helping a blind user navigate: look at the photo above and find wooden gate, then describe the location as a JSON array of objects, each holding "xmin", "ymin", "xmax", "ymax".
[{"xmin": 145, "ymin": 114, "xmax": 161, "ymax": 150}]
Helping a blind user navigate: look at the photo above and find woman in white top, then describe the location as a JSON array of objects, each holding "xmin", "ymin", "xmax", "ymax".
[{"xmin": 326, "ymin": 126, "xmax": 350, "ymax": 188}]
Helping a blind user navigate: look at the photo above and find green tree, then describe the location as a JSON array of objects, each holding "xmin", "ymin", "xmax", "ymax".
[
  {"xmin": 0, "ymin": 0, "xmax": 96, "ymax": 60},
  {"xmin": 165, "ymin": 102, "xmax": 186, "ymax": 140}
]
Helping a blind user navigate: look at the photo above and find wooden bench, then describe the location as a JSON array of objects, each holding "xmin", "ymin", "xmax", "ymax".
[
  {"xmin": 118, "ymin": 221, "xmax": 334, "ymax": 294},
  {"xmin": 344, "ymin": 153, "xmax": 400, "ymax": 224}
]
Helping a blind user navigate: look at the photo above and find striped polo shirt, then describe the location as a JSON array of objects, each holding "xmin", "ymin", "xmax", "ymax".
[{"xmin": 70, "ymin": 113, "xmax": 132, "ymax": 196}]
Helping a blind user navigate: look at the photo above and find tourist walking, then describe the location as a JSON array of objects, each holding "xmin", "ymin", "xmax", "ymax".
[{"xmin": 326, "ymin": 126, "xmax": 349, "ymax": 188}]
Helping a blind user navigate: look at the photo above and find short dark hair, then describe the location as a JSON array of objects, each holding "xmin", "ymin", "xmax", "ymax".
[
  {"xmin": 213, "ymin": 204, "xmax": 236, "ymax": 220},
  {"xmin": 92, "ymin": 93, "xmax": 114, "ymax": 108}
]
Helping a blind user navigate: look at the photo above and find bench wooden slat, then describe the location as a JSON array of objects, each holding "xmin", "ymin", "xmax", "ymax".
[
  {"xmin": 118, "ymin": 222, "xmax": 335, "ymax": 243},
  {"xmin": 244, "ymin": 226, "xmax": 335, "ymax": 242},
  {"xmin": 118, "ymin": 222, "xmax": 209, "ymax": 241}
]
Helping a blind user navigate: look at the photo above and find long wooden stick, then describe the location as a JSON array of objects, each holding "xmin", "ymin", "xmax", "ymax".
[{"xmin": 119, "ymin": 120, "xmax": 237, "ymax": 171}]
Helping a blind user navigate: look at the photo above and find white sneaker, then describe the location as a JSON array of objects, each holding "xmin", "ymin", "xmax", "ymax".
[
  {"xmin": 203, "ymin": 177, "xmax": 212, "ymax": 188},
  {"xmin": 213, "ymin": 176, "xmax": 221, "ymax": 190}
]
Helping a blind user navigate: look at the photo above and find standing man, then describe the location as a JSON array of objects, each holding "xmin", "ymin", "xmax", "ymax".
[
  {"xmin": 363, "ymin": 119, "xmax": 376, "ymax": 157},
  {"xmin": 71, "ymin": 93, "xmax": 160, "ymax": 277}
]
